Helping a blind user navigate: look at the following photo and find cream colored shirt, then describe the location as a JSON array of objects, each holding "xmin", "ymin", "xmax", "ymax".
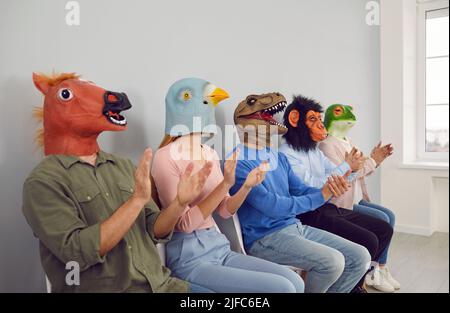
[{"xmin": 319, "ymin": 136, "xmax": 377, "ymax": 209}]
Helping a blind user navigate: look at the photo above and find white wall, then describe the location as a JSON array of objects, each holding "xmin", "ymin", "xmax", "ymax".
[
  {"xmin": 380, "ymin": 0, "xmax": 449, "ymax": 236},
  {"xmin": 0, "ymin": 0, "xmax": 381, "ymax": 292}
]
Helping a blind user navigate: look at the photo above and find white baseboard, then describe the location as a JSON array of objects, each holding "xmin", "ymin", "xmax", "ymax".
[{"xmin": 395, "ymin": 224, "xmax": 434, "ymax": 236}]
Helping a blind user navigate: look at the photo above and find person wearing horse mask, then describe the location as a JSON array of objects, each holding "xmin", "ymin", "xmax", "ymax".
[
  {"xmin": 280, "ymin": 95, "xmax": 398, "ymax": 293},
  {"xmin": 22, "ymin": 72, "xmax": 213, "ymax": 293}
]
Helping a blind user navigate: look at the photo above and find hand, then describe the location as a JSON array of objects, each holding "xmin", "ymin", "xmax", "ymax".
[
  {"xmin": 176, "ymin": 162, "xmax": 213, "ymax": 207},
  {"xmin": 362, "ymin": 193, "xmax": 371, "ymax": 202},
  {"xmin": 371, "ymin": 142, "xmax": 394, "ymax": 166},
  {"xmin": 322, "ymin": 171, "xmax": 351, "ymax": 200},
  {"xmin": 223, "ymin": 148, "xmax": 240, "ymax": 188},
  {"xmin": 132, "ymin": 148, "xmax": 153, "ymax": 205},
  {"xmin": 345, "ymin": 147, "xmax": 365, "ymax": 172},
  {"xmin": 244, "ymin": 161, "xmax": 269, "ymax": 189},
  {"xmin": 381, "ymin": 143, "xmax": 394, "ymax": 158}
]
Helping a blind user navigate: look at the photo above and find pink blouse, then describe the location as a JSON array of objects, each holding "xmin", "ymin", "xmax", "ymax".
[{"xmin": 151, "ymin": 138, "xmax": 233, "ymax": 233}]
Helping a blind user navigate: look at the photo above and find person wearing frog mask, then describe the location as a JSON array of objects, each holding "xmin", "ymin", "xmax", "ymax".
[
  {"xmin": 319, "ymin": 103, "xmax": 400, "ymax": 292},
  {"xmin": 279, "ymin": 95, "xmax": 396, "ymax": 293}
]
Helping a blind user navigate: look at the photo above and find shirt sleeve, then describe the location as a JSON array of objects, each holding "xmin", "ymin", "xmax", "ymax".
[
  {"xmin": 233, "ymin": 160, "xmax": 325, "ymax": 218},
  {"xmin": 151, "ymin": 149, "xmax": 206, "ymax": 234},
  {"xmin": 144, "ymin": 200, "xmax": 175, "ymax": 244},
  {"xmin": 281, "ymin": 149, "xmax": 325, "ymax": 188},
  {"xmin": 282, "ymin": 148, "xmax": 352, "ymax": 188},
  {"xmin": 285, "ymin": 155, "xmax": 325, "ymax": 198},
  {"xmin": 357, "ymin": 157, "xmax": 377, "ymax": 178},
  {"xmin": 22, "ymin": 178, "xmax": 105, "ymax": 272},
  {"xmin": 216, "ymin": 195, "xmax": 234, "ymax": 219},
  {"xmin": 321, "ymin": 151, "xmax": 356, "ymax": 182}
]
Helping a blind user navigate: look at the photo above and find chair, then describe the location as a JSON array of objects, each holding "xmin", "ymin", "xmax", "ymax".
[
  {"xmin": 45, "ymin": 275, "xmax": 52, "ymax": 293},
  {"xmin": 156, "ymin": 243, "xmax": 166, "ymax": 265},
  {"xmin": 219, "ymin": 214, "xmax": 306, "ymax": 279}
]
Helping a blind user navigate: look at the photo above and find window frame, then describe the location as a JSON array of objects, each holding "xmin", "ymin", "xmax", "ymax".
[{"xmin": 417, "ymin": 0, "xmax": 449, "ymax": 162}]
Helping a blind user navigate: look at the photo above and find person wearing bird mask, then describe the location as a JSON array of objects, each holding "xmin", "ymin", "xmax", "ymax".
[
  {"xmin": 280, "ymin": 95, "xmax": 397, "ymax": 293},
  {"xmin": 151, "ymin": 78, "xmax": 304, "ymax": 293},
  {"xmin": 22, "ymin": 72, "xmax": 214, "ymax": 293},
  {"xmin": 229, "ymin": 92, "xmax": 371, "ymax": 293}
]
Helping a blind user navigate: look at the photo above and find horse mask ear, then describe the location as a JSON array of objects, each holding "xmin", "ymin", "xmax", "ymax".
[
  {"xmin": 33, "ymin": 72, "xmax": 50, "ymax": 95},
  {"xmin": 289, "ymin": 110, "xmax": 300, "ymax": 128}
]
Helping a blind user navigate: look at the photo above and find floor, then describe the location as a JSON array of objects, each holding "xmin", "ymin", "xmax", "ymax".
[{"xmin": 367, "ymin": 232, "xmax": 449, "ymax": 293}]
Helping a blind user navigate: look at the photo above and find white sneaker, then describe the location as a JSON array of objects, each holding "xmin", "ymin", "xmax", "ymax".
[
  {"xmin": 380, "ymin": 266, "xmax": 401, "ymax": 290},
  {"xmin": 365, "ymin": 266, "xmax": 395, "ymax": 293}
]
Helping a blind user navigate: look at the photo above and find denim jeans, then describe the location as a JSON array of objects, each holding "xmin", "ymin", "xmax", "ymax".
[
  {"xmin": 248, "ymin": 222, "xmax": 371, "ymax": 293},
  {"xmin": 189, "ymin": 282, "xmax": 215, "ymax": 293},
  {"xmin": 166, "ymin": 228, "xmax": 304, "ymax": 293},
  {"xmin": 353, "ymin": 200, "xmax": 396, "ymax": 265}
]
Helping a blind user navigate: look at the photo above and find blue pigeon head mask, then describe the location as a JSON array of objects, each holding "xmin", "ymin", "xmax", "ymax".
[{"xmin": 164, "ymin": 78, "xmax": 229, "ymax": 136}]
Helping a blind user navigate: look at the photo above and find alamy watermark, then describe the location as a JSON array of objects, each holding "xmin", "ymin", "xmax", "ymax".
[
  {"xmin": 65, "ymin": 1, "xmax": 80, "ymax": 26},
  {"xmin": 65, "ymin": 261, "xmax": 80, "ymax": 286},
  {"xmin": 365, "ymin": 1, "xmax": 380, "ymax": 26}
]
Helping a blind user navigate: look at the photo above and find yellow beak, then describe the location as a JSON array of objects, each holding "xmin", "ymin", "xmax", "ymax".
[{"xmin": 208, "ymin": 87, "xmax": 229, "ymax": 106}]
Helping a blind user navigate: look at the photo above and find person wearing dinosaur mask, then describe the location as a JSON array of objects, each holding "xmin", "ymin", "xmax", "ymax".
[
  {"xmin": 22, "ymin": 72, "xmax": 214, "ymax": 293},
  {"xmin": 229, "ymin": 92, "xmax": 371, "ymax": 293},
  {"xmin": 280, "ymin": 95, "xmax": 398, "ymax": 293},
  {"xmin": 318, "ymin": 103, "xmax": 400, "ymax": 292},
  {"xmin": 151, "ymin": 78, "xmax": 305, "ymax": 293}
]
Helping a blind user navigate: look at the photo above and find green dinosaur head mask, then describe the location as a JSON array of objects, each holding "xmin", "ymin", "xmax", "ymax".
[
  {"xmin": 324, "ymin": 104, "xmax": 356, "ymax": 139},
  {"xmin": 234, "ymin": 93, "xmax": 288, "ymax": 147}
]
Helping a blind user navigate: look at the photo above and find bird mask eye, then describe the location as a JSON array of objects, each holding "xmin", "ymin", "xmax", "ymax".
[{"xmin": 180, "ymin": 90, "xmax": 193, "ymax": 102}]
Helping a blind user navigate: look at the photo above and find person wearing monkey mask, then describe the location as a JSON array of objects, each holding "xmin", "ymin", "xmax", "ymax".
[{"xmin": 280, "ymin": 95, "xmax": 397, "ymax": 293}]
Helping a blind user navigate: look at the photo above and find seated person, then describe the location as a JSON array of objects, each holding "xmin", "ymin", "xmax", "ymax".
[
  {"xmin": 279, "ymin": 95, "xmax": 399, "ymax": 292},
  {"xmin": 229, "ymin": 92, "xmax": 371, "ymax": 293},
  {"xmin": 22, "ymin": 73, "xmax": 212, "ymax": 293},
  {"xmin": 151, "ymin": 78, "xmax": 304, "ymax": 293}
]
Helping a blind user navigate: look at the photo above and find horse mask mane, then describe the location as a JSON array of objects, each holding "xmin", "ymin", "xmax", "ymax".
[
  {"xmin": 33, "ymin": 72, "xmax": 132, "ymax": 156},
  {"xmin": 282, "ymin": 95, "xmax": 327, "ymax": 152}
]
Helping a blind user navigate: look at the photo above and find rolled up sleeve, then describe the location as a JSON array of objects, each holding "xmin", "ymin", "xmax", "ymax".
[
  {"xmin": 145, "ymin": 200, "xmax": 175, "ymax": 243},
  {"xmin": 217, "ymin": 196, "xmax": 234, "ymax": 219},
  {"xmin": 22, "ymin": 178, "xmax": 105, "ymax": 271}
]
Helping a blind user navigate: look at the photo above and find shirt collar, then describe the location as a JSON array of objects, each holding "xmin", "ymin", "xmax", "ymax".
[{"xmin": 57, "ymin": 151, "xmax": 116, "ymax": 169}]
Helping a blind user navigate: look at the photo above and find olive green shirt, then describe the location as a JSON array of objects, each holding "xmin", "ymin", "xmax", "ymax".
[{"xmin": 22, "ymin": 151, "xmax": 189, "ymax": 293}]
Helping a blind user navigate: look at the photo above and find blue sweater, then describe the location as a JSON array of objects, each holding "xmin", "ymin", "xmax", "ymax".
[{"xmin": 229, "ymin": 144, "xmax": 325, "ymax": 250}]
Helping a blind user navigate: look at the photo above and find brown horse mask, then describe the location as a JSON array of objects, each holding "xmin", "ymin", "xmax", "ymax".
[{"xmin": 33, "ymin": 72, "xmax": 131, "ymax": 156}]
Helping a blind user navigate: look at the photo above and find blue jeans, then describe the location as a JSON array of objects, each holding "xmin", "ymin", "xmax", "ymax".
[
  {"xmin": 353, "ymin": 200, "xmax": 396, "ymax": 265},
  {"xmin": 248, "ymin": 222, "xmax": 371, "ymax": 293},
  {"xmin": 189, "ymin": 283, "xmax": 215, "ymax": 293},
  {"xmin": 166, "ymin": 228, "xmax": 304, "ymax": 293}
]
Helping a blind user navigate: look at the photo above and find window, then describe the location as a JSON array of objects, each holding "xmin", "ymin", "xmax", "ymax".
[{"xmin": 418, "ymin": 0, "xmax": 449, "ymax": 161}]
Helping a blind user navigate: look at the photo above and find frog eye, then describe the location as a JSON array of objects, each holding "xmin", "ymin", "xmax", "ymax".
[
  {"xmin": 334, "ymin": 106, "xmax": 344, "ymax": 116},
  {"xmin": 181, "ymin": 90, "xmax": 192, "ymax": 102}
]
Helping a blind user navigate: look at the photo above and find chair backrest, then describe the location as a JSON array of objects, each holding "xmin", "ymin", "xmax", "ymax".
[
  {"xmin": 232, "ymin": 214, "xmax": 247, "ymax": 255},
  {"xmin": 156, "ymin": 243, "xmax": 166, "ymax": 265},
  {"xmin": 45, "ymin": 275, "xmax": 52, "ymax": 293}
]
